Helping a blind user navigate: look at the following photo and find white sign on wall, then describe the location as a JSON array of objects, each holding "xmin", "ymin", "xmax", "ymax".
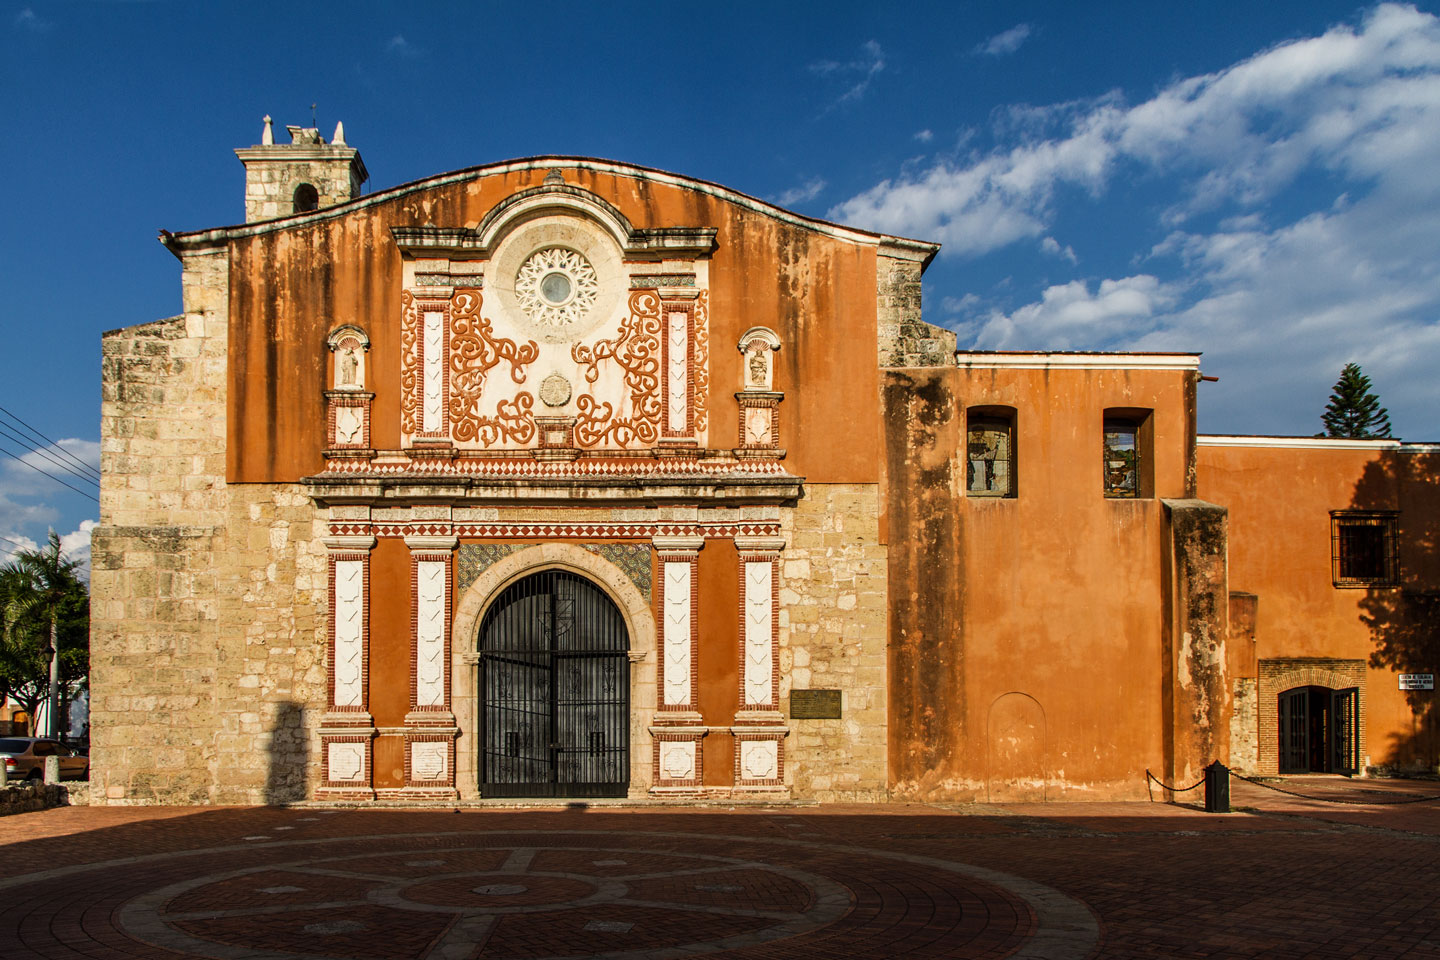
[{"xmin": 1399, "ymin": 674, "xmax": 1435, "ymax": 691}]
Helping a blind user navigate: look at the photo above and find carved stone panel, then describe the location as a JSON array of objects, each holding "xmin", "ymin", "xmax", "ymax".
[
  {"xmin": 662, "ymin": 561, "xmax": 692, "ymax": 707},
  {"xmin": 739, "ymin": 739, "xmax": 778, "ymax": 781},
  {"xmin": 327, "ymin": 741, "xmax": 365, "ymax": 782},
  {"xmin": 333, "ymin": 559, "xmax": 365, "ymax": 708},
  {"xmin": 414, "ymin": 559, "xmax": 447, "ymax": 708},
  {"xmin": 744, "ymin": 561, "xmax": 775, "ymax": 707},
  {"xmin": 661, "ymin": 741, "xmax": 695, "ymax": 780},
  {"xmin": 411, "ymin": 740, "xmax": 447, "ymax": 781}
]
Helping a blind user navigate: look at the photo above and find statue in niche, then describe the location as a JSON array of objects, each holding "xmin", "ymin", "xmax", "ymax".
[
  {"xmin": 338, "ymin": 345, "xmax": 359, "ymax": 387},
  {"xmin": 749, "ymin": 349, "xmax": 768, "ymax": 388}
]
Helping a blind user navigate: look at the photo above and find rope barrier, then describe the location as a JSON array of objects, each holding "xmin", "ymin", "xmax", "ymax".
[
  {"xmin": 1231, "ymin": 772, "xmax": 1440, "ymax": 806},
  {"xmin": 1145, "ymin": 769, "xmax": 1205, "ymax": 802}
]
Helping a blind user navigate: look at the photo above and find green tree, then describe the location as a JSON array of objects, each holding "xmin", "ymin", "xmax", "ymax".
[
  {"xmin": 1322, "ymin": 363, "xmax": 1393, "ymax": 439},
  {"xmin": 0, "ymin": 533, "xmax": 89, "ymax": 738}
]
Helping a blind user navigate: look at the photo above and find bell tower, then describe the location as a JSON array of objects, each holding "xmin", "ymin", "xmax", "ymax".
[{"xmin": 234, "ymin": 115, "xmax": 369, "ymax": 223}]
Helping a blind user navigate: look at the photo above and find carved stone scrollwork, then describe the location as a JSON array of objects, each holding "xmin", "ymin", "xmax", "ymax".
[
  {"xmin": 446, "ymin": 288, "xmax": 541, "ymax": 445},
  {"xmin": 693, "ymin": 292, "xmax": 710, "ymax": 433},
  {"xmin": 571, "ymin": 289, "xmax": 663, "ymax": 447}
]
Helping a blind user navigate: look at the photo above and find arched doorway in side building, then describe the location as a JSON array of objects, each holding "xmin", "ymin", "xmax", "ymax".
[
  {"xmin": 1278, "ymin": 685, "xmax": 1360, "ymax": 774},
  {"xmin": 478, "ymin": 570, "xmax": 630, "ymax": 798}
]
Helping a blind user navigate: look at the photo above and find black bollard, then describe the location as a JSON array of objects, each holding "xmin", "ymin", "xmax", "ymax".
[{"xmin": 1204, "ymin": 760, "xmax": 1230, "ymax": 813}]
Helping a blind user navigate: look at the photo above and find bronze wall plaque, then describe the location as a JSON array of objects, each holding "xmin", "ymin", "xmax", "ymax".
[{"xmin": 790, "ymin": 688, "xmax": 842, "ymax": 719}]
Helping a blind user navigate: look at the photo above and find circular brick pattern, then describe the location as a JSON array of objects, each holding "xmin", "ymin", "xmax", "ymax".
[{"xmin": 3, "ymin": 828, "xmax": 1098, "ymax": 959}]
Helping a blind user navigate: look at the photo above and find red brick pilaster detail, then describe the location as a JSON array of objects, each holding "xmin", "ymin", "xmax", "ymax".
[
  {"xmin": 652, "ymin": 536, "xmax": 704, "ymax": 794},
  {"xmin": 318, "ymin": 535, "xmax": 377, "ymax": 801},
  {"xmin": 403, "ymin": 534, "xmax": 459, "ymax": 800}
]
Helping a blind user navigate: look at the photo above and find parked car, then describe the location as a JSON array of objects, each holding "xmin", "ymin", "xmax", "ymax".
[{"xmin": 0, "ymin": 738, "xmax": 89, "ymax": 782}]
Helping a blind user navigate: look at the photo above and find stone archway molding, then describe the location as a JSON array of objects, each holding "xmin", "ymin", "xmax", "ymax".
[{"xmin": 450, "ymin": 543, "xmax": 657, "ymax": 801}]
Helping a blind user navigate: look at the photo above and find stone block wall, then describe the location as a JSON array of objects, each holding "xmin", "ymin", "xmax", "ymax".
[
  {"xmin": 93, "ymin": 240, "xmax": 330, "ymax": 804},
  {"xmin": 1230, "ymin": 678, "xmax": 1258, "ymax": 774},
  {"xmin": 779, "ymin": 483, "xmax": 889, "ymax": 801},
  {"xmin": 93, "ymin": 249, "xmax": 229, "ymax": 804},
  {"xmin": 876, "ymin": 253, "xmax": 956, "ymax": 368}
]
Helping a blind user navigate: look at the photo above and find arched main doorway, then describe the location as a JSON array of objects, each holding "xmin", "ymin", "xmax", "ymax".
[
  {"xmin": 478, "ymin": 570, "xmax": 630, "ymax": 797},
  {"xmin": 1278, "ymin": 685, "xmax": 1360, "ymax": 774}
]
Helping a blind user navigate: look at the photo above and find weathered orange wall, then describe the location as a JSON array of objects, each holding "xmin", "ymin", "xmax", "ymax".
[
  {"xmin": 1198, "ymin": 444, "xmax": 1439, "ymax": 770},
  {"xmin": 368, "ymin": 537, "xmax": 414, "ymax": 728},
  {"xmin": 225, "ymin": 165, "xmax": 883, "ymax": 486},
  {"xmin": 885, "ymin": 365, "xmax": 1197, "ymax": 800},
  {"xmin": 697, "ymin": 540, "xmax": 740, "ymax": 787}
]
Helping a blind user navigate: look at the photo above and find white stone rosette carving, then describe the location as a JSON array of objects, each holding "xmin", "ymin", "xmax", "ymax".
[{"xmin": 515, "ymin": 247, "xmax": 599, "ymax": 329}]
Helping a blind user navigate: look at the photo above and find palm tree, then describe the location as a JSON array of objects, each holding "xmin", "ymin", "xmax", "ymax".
[{"xmin": 0, "ymin": 533, "xmax": 87, "ymax": 738}]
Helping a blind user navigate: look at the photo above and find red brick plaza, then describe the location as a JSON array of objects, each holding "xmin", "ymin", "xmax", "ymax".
[{"xmin": 3, "ymin": 778, "xmax": 1439, "ymax": 959}]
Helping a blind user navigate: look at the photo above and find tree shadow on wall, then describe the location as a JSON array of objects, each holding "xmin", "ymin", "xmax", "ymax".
[
  {"xmin": 264, "ymin": 701, "xmax": 308, "ymax": 805},
  {"xmin": 1350, "ymin": 451, "xmax": 1440, "ymax": 773}
]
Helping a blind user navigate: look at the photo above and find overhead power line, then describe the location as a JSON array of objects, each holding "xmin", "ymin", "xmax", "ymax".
[
  {"xmin": 0, "ymin": 423, "xmax": 99, "ymax": 489},
  {"xmin": 0, "ymin": 403, "xmax": 100, "ymax": 481},
  {"xmin": 0, "ymin": 441, "xmax": 100, "ymax": 504}
]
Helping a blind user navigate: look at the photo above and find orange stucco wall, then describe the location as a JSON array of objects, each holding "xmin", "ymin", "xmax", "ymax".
[
  {"xmin": 885, "ymin": 364, "xmax": 1199, "ymax": 801},
  {"xmin": 1198, "ymin": 444, "xmax": 1440, "ymax": 770},
  {"xmin": 225, "ymin": 166, "xmax": 883, "ymax": 486}
]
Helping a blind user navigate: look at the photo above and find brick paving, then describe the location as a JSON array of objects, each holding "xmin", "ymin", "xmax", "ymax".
[{"xmin": 0, "ymin": 778, "xmax": 1438, "ymax": 959}]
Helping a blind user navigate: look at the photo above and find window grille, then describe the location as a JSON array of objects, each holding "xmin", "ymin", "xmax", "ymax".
[{"xmin": 1330, "ymin": 511, "xmax": 1398, "ymax": 587}]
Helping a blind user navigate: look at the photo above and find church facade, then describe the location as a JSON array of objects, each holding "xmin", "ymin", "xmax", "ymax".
[{"xmin": 89, "ymin": 123, "xmax": 1438, "ymax": 805}]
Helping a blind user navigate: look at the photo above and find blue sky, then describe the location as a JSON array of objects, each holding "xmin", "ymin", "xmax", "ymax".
[{"xmin": 2, "ymin": 0, "xmax": 1438, "ymax": 567}]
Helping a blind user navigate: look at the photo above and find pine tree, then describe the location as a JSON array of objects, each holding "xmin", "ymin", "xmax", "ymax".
[{"xmin": 1322, "ymin": 363, "xmax": 1393, "ymax": 439}]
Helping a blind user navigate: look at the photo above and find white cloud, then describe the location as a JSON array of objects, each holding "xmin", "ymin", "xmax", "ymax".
[
  {"xmin": 386, "ymin": 34, "xmax": 419, "ymax": 57},
  {"xmin": 13, "ymin": 7, "xmax": 53, "ymax": 32},
  {"xmin": 0, "ymin": 436, "xmax": 99, "ymax": 572},
  {"xmin": 810, "ymin": 40, "xmax": 885, "ymax": 109},
  {"xmin": 0, "ymin": 438, "xmax": 100, "ymax": 499},
  {"xmin": 976, "ymin": 275, "xmax": 1176, "ymax": 349},
  {"xmin": 1041, "ymin": 236, "xmax": 1078, "ymax": 264},
  {"xmin": 773, "ymin": 178, "xmax": 827, "ymax": 207},
  {"xmin": 975, "ymin": 24, "xmax": 1032, "ymax": 57},
  {"xmin": 831, "ymin": 4, "xmax": 1440, "ymax": 254},
  {"xmin": 829, "ymin": 4, "xmax": 1440, "ymax": 436},
  {"xmin": 914, "ymin": 129, "xmax": 934, "ymax": 143},
  {"xmin": 59, "ymin": 520, "xmax": 95, "ymax": 581}
]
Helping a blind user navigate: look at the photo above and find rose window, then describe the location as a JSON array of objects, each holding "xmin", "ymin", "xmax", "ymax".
[{"xmin": 515, "ymin": 247, "xmax": 599, "ymax": 329}]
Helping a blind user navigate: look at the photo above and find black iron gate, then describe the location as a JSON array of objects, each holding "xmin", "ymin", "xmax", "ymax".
[{"xmin": 479, "ymin": 570, "xmax": 630, "ymax": 797}]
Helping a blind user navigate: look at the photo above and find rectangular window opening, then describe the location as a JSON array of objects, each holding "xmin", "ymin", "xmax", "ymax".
[
  {"xmin": 1331, "ymin": 511, "xmax": 1398, "ymax": 587},
  {"xmin": 966, "ymin": 408, "xmax": 1016, "ymax": 498}
]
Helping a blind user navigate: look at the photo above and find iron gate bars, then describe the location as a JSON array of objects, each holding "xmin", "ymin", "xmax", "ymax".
[{"xmin": 479, "ymin": 570, "xmax": 630, "ymax": 797}]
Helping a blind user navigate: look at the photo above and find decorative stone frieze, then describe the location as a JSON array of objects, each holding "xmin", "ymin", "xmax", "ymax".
[
  {"xmin": 651, "ymin": 535, "xmax": 704, "ymax": 794},
  {"xmin": 318, "ymin": 534, "xmax": 377, "ymax": 801},
  {"xmin": 734, "ymin": 536, "xmax": 788, "ymax": 792},
  {"xmin": 404, "ymin": 534, "xmax": 459, "ymax": 799}
]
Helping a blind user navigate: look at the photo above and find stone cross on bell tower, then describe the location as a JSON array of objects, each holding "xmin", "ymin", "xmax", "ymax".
[{"xmin": 234, "ymin": 115, "xmax": 369, "ymax": 223}]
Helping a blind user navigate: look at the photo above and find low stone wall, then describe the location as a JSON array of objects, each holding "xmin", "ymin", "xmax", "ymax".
[{"xmin": 0, "ymin": 781, "xmax": 88, "ymax": 816}]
